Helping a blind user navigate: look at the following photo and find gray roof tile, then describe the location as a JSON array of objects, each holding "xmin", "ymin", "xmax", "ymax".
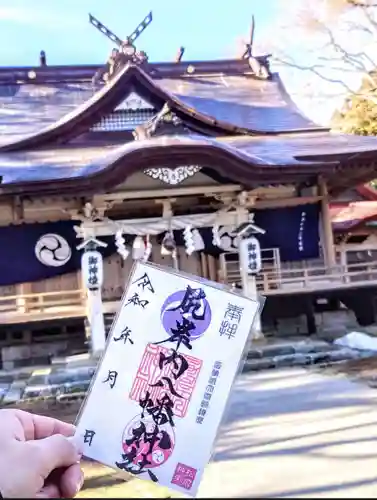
[{"xmin": 0, "ymin": 132, "xmax": 376, "ymax": 187}]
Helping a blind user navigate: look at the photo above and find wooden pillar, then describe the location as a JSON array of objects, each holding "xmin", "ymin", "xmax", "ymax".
[
  {"xmin": 319, "ymin": 177, "xmax": 336, "ymax": 268},
  {"xmin": 85, "ymin": 288, "xmax": 106, "ymax": 355},
  {"xmin": 207, "ymin": 255, "xmax": 217, "ymax": 282},
  {"xmin": 79, "ymin": 227, "xmax": 106, "ymax": 357},
  {"xmin": 339, "ymin": 244, "xmax": 350, "ymax": 283},
  {"xmin": 12, "ymin": 197, "xmax": 32, "ymax": 313},
  {"xmin": 200, "ymin": 253, "xmax": 208, "ymax": 279},
  {"xmin": 16, "ymin": 283, "xmax": 32, "ymax": 313}
]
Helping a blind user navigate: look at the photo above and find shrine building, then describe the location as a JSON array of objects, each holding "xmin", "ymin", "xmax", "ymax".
[{"xmin": 0, "ymin": 13, "xmax": 377, "ymax": 367}]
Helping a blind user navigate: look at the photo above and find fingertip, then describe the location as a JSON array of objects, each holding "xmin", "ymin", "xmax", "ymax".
[
  {"xmin": 59, "ymin": 422, "xmax": 76, "ymax": 438},
  {"xmin": 36, "ymin": 483, "xmax": 61, "ymax": 498},
  {"xmin": 60, "ymin": 464, "xmax": 84, "ymax": 498},
  {"xmin": 36, "ymin": 434, "xmax": 81, "ymax": 474}
]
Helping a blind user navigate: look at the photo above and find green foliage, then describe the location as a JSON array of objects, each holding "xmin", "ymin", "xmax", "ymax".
[
  {"xmin": 333, "ymin": 92, "xmax": 377, "ymax": 136},
  {"xmin": 332, "ymin": 78, "xmax": 377, "ymax": 189}
]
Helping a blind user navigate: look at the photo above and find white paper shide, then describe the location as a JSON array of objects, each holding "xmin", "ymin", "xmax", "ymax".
[{"xmin": 76, "ymin": 262, "xmax": 259, "ymax": 496}]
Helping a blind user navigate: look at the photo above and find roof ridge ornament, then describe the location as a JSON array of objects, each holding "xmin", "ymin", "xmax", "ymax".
[
  {"xmin": 133, "ymin": 103, "xmax": 189, "ymax": 140},
  {"xmin": 90, "ymin": 11, "xmax": 152, "ymax": 85},
  {"xmin": 242, "ymin": 15, "xmax": 255, "ymax": 60},
  {"xmin": 240, "ymin": 15, "xmax": 271, "ymax": 80}
]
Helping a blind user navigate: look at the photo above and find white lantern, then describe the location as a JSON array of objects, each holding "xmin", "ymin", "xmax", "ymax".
[
  {"xmin": 132, "ymin": 236, "xmax": 145, "ymax": 260},
  {"xmin": 239, "ymin": 236, "xmax": 261, "ymax": 275},
  {"xmin": 81, "ymin": 250, "xmax": 104, "ymax": 290}
]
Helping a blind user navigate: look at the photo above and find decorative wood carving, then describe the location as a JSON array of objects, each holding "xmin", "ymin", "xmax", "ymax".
[
  {"xmin": 90, "ymin": 92, "xmax": 156, "ymax": 132},
  {"xmin": 115, "ymin": 92, "xmax": 155, "ymax": 111},
  {"xmin": 134, "ymin": 103, "xmax": 190, "ymax": 140},
  {"xmin": 144, "ymin": 166, "xmax": 202, "ymax": 185}
]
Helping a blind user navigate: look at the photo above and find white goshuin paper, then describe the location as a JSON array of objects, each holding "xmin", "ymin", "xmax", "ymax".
[{"xmin": 76, "ymin": 262, "xmax": 259, "ymax": 497}]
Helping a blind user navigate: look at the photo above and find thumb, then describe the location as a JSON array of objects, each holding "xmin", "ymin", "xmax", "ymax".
[{"xmin": 34, "ymin": 434, "xmax": 81, "ymax": 477}]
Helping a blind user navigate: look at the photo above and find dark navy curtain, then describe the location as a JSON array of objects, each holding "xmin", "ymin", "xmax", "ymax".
[
  {"xmin": 0, "ymin": 221, "xmax": 116, "ymax": 286},
  {"xmin": 170, "ymin": 203, "xmax": 320, "ymax": 261},
  {"xmin": 254, "ymin": 204, "xmax": 320, "ymax": 261},
  {"xmin": 1, "ymin": 204, "xmax": 319, "ymax": 286}
]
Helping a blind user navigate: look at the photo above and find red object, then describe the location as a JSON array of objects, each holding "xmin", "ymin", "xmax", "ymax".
[
  {"xmin": 171, "ymin": 462, "xmax": 197, "ymax": 491},
  {"xmin": 330, "ymin": 201, "xmax": 377, "ymax": 230},
  {"xmin": 129, "ymin": 343, "xmax": 202, "ymax": 418},
  {"xmin": 357, "ymin": 184, "xmax": 377, "ymax": 200}
]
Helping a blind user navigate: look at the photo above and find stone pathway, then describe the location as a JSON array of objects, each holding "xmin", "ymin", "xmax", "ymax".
[
  {"xmin": 78, "ymin": 368, "xmax": 377, "ymax": 498},
  {"xmin": 244, "ymin": 338, "xmax": 370, "ymax": 372},
  {"xmin": 7, "ymin": 343, "xmax": 377, "ymax": 498},
  {"xmin": 198, "ymin": 368, "xmax": 377, "ymax": 498}
]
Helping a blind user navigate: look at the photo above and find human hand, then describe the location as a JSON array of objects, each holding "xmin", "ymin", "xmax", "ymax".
[{"xmin": 0, "ymin": 409, "xmax": 83, "ymax": 498}]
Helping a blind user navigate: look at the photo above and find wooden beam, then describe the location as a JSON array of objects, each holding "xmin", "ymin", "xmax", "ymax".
[
  {"xmin": 75, "ymin": 209, "xmax": 251, "ymax": 238},
  {"xmin": 93, "ymin": 184, "xmax": 242, "ymax": 203},
  {"xmin": 254, "ymin": 195, "xmax": 322, "ymax": 209},
  {"xmin": 319, "ymin": 177, "xmax": 336, "ymax": 268},
  {"xmin": 94, "ymin": 187, "xmax": 321, "ymax": 209}
]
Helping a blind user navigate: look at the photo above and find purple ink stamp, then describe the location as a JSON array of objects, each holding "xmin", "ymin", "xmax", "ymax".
[{"xmin": 160, "ymin": 285, "xmax": 212, "ymax": 340}]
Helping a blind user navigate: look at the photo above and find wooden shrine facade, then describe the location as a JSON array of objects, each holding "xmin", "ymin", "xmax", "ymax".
[{"xmin": 1, "ymin": 44, "xmax": 377, "ymax": 347}]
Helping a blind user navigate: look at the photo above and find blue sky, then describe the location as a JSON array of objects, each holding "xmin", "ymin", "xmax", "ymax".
[
  {"xmin": 0, "ymin": 0, "xmax": 288, "ymax": 64},
  {"xmin": 0, "ymin": 0, "xmax": 348, "ymax": 124}
]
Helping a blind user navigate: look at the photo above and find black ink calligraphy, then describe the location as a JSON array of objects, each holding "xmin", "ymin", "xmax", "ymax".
[
  {"xmin": 116, "ymin": 420, "xmax": 172, "ymax": 482},
  {"xmin": 148, "ymin": 350, "xmax": 190, "ymax": 400},
  {"xmin": 83, "ymin": 429, "xmax": 96, "ymax": 446},
  {"xmin": 116, "ymin": 387, "xmax": 176, "ymax": 482},
  {"xmin": 156, "ymin": 317, "xmax": 195, "ymax": 351},
  {"xmin": 168, "ymin": 285, "xmax": 207, "ymax": 321},
  {"xmin": 103, "ymin": 370, "xmax": 118, "ymax": 389},
  {"xmin": 150, "ymin": 376, "xmax": 183, "ymax": 398},
  {"xmin": 140, "ymin": 391, "xmax": 175, "ymax": 427},
  {"xmin": 132, "ymin": 273, "xmax": 155, "ymax": 294},
  {"xmin": 158, "ymin": 350, "xmax": 189, "ymax": 380},
  {"xmin": 114, "ymin": 326, "xmax": 134, "ymax": 345},
  {"xmin": 87, "ymin": 255, "xmax": 99, "ymax": 287},
  {"xmin": 125, "ymin": 292, "xmax": 149, "ymax": 309},
  {"xmin": 156, "ymin": 285, "xmax": 210, "ymax": 352}
]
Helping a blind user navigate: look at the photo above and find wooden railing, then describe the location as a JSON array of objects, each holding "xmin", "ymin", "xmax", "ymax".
[
  {"xmin": 223, "ymin": 259, "xmax": 377, "ymax": 295},
  {"xmin": 0, "ymin": 290, "xmax": 86, "ymax": 323},
  {"xmin": 2, "ymin": 259, "xmax": 377, "ymax": 325},
  {"xmin": 0, "ymin": 289, "xmax": 124, "ymax": 324}
]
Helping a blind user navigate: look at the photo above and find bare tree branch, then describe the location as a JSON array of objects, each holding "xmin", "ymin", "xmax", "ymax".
[
  {"xmin": 360, "ymin": 1, "xmax": 377, "ymax": 29},
  {"xmin": 346, "ymin": 1, "xmax": 377, "ymax": 8},
  {"xmin": 274, "ymin": 53, "xmax": 377, "ymax": 105},
  {"xmin": 272, "ymin": 0, "xmax": 377, "ymax": 112}
]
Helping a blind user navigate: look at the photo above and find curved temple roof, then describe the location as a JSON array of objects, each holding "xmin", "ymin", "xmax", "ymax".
[
  {"xmin": 1, "ymin": 134, "xmax": 377, "ymax": 197},
  {"xmin": 0, "ymin": 61, "xmax": 324, "ymax": 152},
  {"xmin": 0, "ymin": 59, "xmax": 377, "ymax": 196}
]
